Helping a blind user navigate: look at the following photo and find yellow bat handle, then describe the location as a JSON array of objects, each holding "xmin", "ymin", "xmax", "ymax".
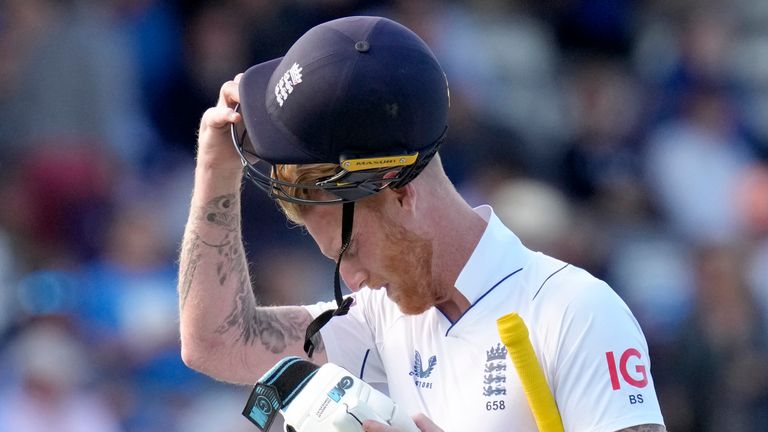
[{"xmin": 497, "ymin": 313, "xmax": 564, "ymax": 432}]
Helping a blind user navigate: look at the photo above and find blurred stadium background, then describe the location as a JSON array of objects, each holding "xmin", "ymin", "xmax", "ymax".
[{"xmin": 1, "ymin": 0, "xmax": 767, "ymax": 431}]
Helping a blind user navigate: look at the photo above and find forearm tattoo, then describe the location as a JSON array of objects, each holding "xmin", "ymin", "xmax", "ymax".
[
  {"xmin": 180, "ymin": 194, "xmax": 323, "ymax": 355},
  {"xmin": 179, "ymin": 194, "xmax": 239, "ymax": 310},
  {"xmin": 217, "ymin": 307, "xmax": 322, "ymax": 354},
  {"xmin": 179, "ymin": 232, "xmax": 201, "ymax": 311}
]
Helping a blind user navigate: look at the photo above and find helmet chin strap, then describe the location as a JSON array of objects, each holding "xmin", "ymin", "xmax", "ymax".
[{"xmin": 303, "ymin": 202, "xmax": 356, "ymax": 357}]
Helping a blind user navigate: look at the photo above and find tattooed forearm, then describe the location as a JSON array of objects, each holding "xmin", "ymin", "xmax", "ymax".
[
  {"xmin": 616, "ymin": 425, "xmax": 666, "ymax": 432},
  {"xmin": 217, "ymin": 306, "xmax": 324, "ymax": 355},
  {"xmin": 199, "ymin": 194, "xmax": 239, "ymax": 231},
  {"xmin": 181, "ymin": 193, "xmax": 324, "ymax": 355},
  {"xmin": 178, "ymin": 231, "xmax": 201, "ymax": 310},
  {"xmin": 179, "ymin": 194, "xmax": 240, "ymax": 310},
  {"xmin": 214, "ymin": 248, "xmax": 256, "ymax": 342}
]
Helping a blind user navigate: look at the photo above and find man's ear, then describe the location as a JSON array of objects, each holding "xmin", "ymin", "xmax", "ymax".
[
  {"xmin": 381, "ymin": 171, "xmax": 418, "ymax": 213},
  {"xmin": 389, "ymin": 182, "xmax": 417, "ymax": 211}
]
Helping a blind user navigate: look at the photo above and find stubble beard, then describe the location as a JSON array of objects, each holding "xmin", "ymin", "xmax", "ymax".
[{"xmin": 378, "ymin": 218, "xmax": 439, "ymax": 315}]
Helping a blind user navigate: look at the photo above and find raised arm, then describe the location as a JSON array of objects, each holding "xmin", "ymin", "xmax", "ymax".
[{"xmin": 178, "ymin": 75, "xmax": 327, "ymax": 385}]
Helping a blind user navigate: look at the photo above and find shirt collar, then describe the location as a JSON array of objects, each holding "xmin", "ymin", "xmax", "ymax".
[{"xmin": 454, "ymin": 205, "xmax": 532, "ymax": 303}]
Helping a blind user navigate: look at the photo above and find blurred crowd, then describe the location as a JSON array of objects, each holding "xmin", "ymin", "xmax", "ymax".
[{"xmin": 0, "ymin": 0, "xmax": 767, "ymax": 431}]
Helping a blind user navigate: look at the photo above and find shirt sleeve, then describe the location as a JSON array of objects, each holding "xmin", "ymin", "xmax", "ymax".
[
  {"xmin": 532, "ymin": 267, "xmax": 666, "ymax": 432},
  {"xmin": 303, "ymin": 289, "xmax": 389, "ymax": 390}
]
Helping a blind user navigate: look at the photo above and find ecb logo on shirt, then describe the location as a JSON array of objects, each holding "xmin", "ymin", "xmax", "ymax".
[
  {"xmin": 483, "ymin": 343, "xmax": 508, "ymax": 398},
  {"xmin": 409, "ymin": 350, "xmax": 437, "ymax": 389}
]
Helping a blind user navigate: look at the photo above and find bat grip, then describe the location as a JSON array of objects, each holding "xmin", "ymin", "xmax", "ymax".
[{"xmin": 497, "ymin": 313, "xmax": 564, "ymax": 432}]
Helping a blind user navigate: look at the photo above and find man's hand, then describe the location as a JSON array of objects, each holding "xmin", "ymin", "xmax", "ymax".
[
  {"xmin": 197, "ymin": 73, "xmax": 245, "ymax": 173},
  {"xmin": 362, "ymin": 414, "xmax": 443, "ymax": 432}
]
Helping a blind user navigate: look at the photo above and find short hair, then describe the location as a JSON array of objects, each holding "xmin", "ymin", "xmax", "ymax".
[
  {"xmin": 273, "ymin": 154, "xmax": 444, "ymax": 225},
  {"xmin": 273, "ymin": 163, "xmax": 339, "ymax": 225}
]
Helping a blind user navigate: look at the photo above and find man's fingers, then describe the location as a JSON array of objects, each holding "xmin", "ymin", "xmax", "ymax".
[
  {"xmin": 361, "ymin": 420, "xmax": 392, "ymax": 432},
  {"xmin": 218, "ymin": 78, "xmax": 241, "ymax": 108},
  {"xmin": 361, "ymin": 415, "xmax": 443, "ymax": 432},
  {"xmin": 201, "ymin": 106, "xmax": 241, "ymax": 131},
  {"xmin": 413, "ymin": 413, "xmax": 443, "ymax": 432}
]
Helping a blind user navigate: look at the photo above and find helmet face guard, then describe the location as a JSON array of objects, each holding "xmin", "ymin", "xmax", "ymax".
[{"xmin": 231, "ymin": 104, "xmax": 444, "ymax": 205}]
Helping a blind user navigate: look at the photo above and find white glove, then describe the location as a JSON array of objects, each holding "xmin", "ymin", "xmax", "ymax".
[{"xmin": 244, "ymin": 357, "xmax": 418, "ymax": 432}]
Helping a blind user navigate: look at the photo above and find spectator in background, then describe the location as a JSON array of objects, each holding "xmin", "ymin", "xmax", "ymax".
[
  {"xmin": 0, "ymin": 191, "xmax": 20, "ymax": 335},
  {"xmin": 0, "ymin": 320, "xmax": 121, "ymax": 432},
  {"xmin": 667, "ymin": 244, "xmax": 768, "ymax": 431},
  {"xmin": 737, "ymin": 163, "xmax": 768, "ymax": 318},
  {"xmin": 150, "ymin": 2, "xmax": 251, "ymax": 155},
  {"xmin": 0, "ymin": 143, "xmax": 116, "ymax": 269},
  {"xmin": 380, "ymin": 0, "xmax": 568, "ymax": 177},
  {"xmin": 644, "ymin": 81, "xmax": 756, "ymax": 243},
  {"xmin": 76, "ymin": 199, "xmax": 202, "ymax": 430},
  {"xmin": 560, "ymin": 60, "xmax": 646, "ymax": 214},
  {"xmin": 0, "ymin": 0, "xmax": 154, "ymax": 169},
  {"xmin": 487, "ymin": 178, "xmax": 612, "ymax": 281},
  {"xmin": 748, "ymin": 238, "xmax": 768, "ymax": 316},
  {"xmin": 659, "ymin": 9, "xmax": 737, "ymax": 121}
]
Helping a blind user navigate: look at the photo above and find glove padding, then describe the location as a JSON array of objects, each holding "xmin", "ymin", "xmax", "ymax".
[{"xmin": 244, "ymin": 357, "xmax": 418, "ymax": 432}]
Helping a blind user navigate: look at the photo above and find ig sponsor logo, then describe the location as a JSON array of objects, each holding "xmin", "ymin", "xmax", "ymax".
[{"xmin": 605, "ymin": 348, "xmax": 648, "ymax": 405}]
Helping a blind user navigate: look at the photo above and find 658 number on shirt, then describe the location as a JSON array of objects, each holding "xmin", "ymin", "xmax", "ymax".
[{"xmin": 486, "ymin": 400, "xmax": 506, "ymax": 411}]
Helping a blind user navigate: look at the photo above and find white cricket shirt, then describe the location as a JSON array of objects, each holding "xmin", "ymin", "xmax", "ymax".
[{"xmin": 305, "ymin": 206, "xmax": 665, "ymax": 431}]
